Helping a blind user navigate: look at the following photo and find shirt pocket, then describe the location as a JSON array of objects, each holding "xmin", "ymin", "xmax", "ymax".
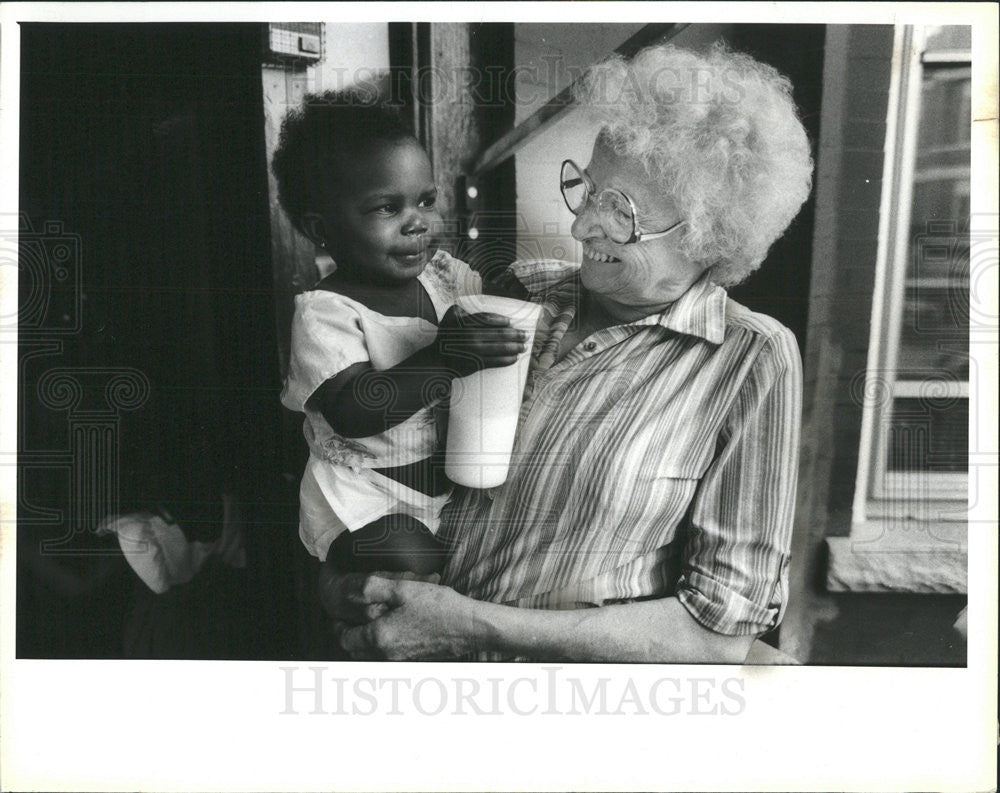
[
  {"xmin": 631, "ymin": 416, "xmax": 719, "ymax": 483},
  {"xmin": 655, "ymin": 454, "xmax": 715, "ymax": 481},
  {"xmin": 575, "ymin": 419, "xmax": 716, "ymax": 552}
]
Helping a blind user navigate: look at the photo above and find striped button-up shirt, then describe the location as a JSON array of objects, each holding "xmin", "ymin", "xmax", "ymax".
[{"xmin": 438, "ymin": 260, "xmax": 802, "ymax": 639}]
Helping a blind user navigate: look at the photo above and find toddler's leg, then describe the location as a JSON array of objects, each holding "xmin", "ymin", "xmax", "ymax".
[{"xmin": 327, "ymin": 514, "xmax": 447, "ymax": 576}]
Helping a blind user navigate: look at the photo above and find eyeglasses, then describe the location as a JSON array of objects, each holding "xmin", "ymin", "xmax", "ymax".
[{"xmin": 559, "ymin": 159, "xmax": 685, "ymax": 245}]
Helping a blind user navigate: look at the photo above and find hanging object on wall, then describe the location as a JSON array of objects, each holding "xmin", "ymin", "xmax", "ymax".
[{"xmin": 263, "ymin": 23, "xmax": 324, "ymax": 66}]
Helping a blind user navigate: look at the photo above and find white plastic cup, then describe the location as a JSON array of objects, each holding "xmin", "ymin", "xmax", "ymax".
[{"xmin": 444, "ymin": 295, "xmax": 542, "ymax": 489}]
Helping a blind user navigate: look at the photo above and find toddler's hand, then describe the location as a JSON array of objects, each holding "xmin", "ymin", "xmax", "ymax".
[{"xmin": 437, "ymin": 305, "xmax": 527, "ymax": 377}]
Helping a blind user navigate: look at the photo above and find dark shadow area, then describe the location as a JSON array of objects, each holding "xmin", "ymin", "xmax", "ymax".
[
  {"xmin": 808, "ymin": 594, "xmax": 967, "ymax": 666},
  {"xmin": 18, "ymin": 23, "xmax": 304, "ymax": 659},
  {"xmin": 727, "ymin": 23, "xmax": 827, "ymax": 356}
]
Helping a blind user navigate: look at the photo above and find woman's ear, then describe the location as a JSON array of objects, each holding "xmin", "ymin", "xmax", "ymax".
[{"xmin": 300, "ymin": 212, "xmax": 328, "ymax": 249}]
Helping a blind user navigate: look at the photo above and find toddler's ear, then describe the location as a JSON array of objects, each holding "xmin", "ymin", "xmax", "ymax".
[{"xmin": 300, "ymin": 212, "xmax": 328, "ymax": 248}]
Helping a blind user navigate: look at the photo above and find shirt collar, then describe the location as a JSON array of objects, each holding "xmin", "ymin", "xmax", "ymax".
[
  {"xmin": 509, "ymin": 260, "xmax": 727, "ymax": 345},
  {"xmin": 651, "ymin": 270, "xmax": 727, "ymax": 345},
  {"xmin": 578, "ymin": 268, "xmax": 727, "ymax": 345}
]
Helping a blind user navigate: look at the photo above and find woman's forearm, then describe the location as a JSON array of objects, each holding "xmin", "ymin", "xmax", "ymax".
[
  {"xmin": 330, "ymin": 574, "xmax": 755, "ymax": 663},
  {"xmin": 470, "ymin": 595, "xmax": 755, "ymax": 664}
]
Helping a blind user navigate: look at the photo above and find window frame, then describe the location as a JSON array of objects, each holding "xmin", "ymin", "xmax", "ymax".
[{"xmin": 852, "ymin": 24, "xmax": 972, "ymax": 523}]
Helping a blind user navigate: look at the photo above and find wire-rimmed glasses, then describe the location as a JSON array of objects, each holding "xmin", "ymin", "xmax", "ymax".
[{"xmin": 559, "ymin": 159, "xmax": 685, "ymax": 245}]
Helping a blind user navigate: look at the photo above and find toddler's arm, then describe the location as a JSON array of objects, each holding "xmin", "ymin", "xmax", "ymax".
[{"xmin": 309, "ymin": 306, "xmax": 526, "ymax": 438}]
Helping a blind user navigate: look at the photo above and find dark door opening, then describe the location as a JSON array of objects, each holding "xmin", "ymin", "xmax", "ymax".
[
  {"xmin": 726, "ymin": 23, "xmax": 826, "ymax": 355},
  {"xmin": 18, "ymin": 23, "xmax": 297, "ymax": 658}
]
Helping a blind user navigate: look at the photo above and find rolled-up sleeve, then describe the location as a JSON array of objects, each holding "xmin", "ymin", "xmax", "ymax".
[{"xmin": 676, "ymin": 327, "xmax": 802, "ymax": 636}]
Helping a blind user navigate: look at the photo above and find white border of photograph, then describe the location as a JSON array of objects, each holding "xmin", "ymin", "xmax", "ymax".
[{"xmin": 1, "ymin": 3, "xmax": 996, "ymax": 792}]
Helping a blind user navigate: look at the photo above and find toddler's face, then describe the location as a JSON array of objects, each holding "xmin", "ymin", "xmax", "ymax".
[{"xmin": 321, "ymin": 139, "xmax": 440, "ymax": 286}]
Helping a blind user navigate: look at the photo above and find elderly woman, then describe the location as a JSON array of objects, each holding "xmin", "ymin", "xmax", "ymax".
[{"xmin": 320, "ymin": 43, "xmax": 812, "ymax": 662}]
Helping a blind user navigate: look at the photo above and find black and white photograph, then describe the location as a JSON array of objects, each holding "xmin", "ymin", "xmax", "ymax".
[{"xmin": 1, "ymin": 3, "xmax": 996, "ymax": 791}]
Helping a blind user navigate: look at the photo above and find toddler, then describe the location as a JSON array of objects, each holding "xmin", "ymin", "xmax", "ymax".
[{"xmin": 273, "ymin": 88, "xmax": 525, "ymax": 576}]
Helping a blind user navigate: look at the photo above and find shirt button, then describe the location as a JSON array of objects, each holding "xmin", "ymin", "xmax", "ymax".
[{"xmin": 584, "ymin": 341, "xmax": 597, "ymax": 352}]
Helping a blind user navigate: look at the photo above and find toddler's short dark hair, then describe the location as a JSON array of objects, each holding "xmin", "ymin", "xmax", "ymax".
[{"xmin": 271, "ymin": 84, "xmax": 416, "ymax": 236}]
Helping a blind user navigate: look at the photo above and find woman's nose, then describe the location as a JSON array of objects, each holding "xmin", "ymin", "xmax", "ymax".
[{"xmin": 570, "ymin": 201, "xmax": 605, "ymax": 241}]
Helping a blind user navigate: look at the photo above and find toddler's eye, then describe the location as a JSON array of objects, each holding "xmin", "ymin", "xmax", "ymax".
[
  {"xmin": 371, "ymin": 204, "xmax": 398, "ymax": 216},
  {"xmin": 419, "ymin": 195, "xmax": 437, "ymax": 209}
]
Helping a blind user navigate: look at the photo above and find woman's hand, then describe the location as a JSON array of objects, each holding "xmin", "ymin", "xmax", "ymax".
[
  {"xmin": 335, "ymin": 576, "xmax": 480, "ymax": 661},
  {"xmin": 318, "ymin": 564, "xmax": 472, "ymax": 660},
  {"xmin": 437, "ymin": 305, "xmax": 526, "ymax": 377},
  {"xmin": 317, "ymin": 564, "xmax": 755, "ymax": 663},
  {"xmin": 318, "ymin": 565, "xmax": 393, "ymax": 626}
]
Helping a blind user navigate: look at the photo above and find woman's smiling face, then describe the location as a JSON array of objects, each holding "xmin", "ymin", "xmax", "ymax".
[
  {"xmin": 571, "ymin": 137, "xmax": 708, "ymax": 318},
  {"xmin": 319, "ymin": 138, "xmax": 440, "ymax": 286}
]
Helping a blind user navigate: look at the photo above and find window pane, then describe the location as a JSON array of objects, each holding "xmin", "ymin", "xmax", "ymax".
[
  {"xmin": 897, "ymin": 285, "xmax": 969, "ymax": 379},
  {"xmin": 886, "ymin": 397, "xmax": 968, "ymax": 472},
  {"xmin": 900, "ymin": 60, "xmax": 970, "ymax": 385},
  {"xmin": 923, "ymin": 25, "xmax": 971, "ymax": 54},
  {"xmin": 915, "ymin": 66, "xmax": 971, "ymax": 165},
  {"xmin": 910, "ymin": 180, "xmax": 969, "ymax": 239},
  {"xmin": 907, "ymin": 62, "xmax": 970, "ymax": 280}
]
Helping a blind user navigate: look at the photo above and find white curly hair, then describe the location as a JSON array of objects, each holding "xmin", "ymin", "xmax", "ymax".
[{"xmin": 575, "ymin": 42, "xmax": 814, "ymax": 287}]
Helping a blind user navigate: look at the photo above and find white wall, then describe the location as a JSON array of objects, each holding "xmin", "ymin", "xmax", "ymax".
[
  {"xmin": 513, "ymin": 24, "xmax": 734, "ymax": 262},
  {"xmin": 314, "ymin": 23, "xmax": 390, "ymax": 93}
]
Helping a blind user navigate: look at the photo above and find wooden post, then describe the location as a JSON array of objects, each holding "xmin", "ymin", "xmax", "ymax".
[
  {"xmin": 418, "ymin": 23, "xmax": 487, "ymax": 221},
  {"xmin": 402, "ymin": 23, "xmax": 517, "ymax": 276}
]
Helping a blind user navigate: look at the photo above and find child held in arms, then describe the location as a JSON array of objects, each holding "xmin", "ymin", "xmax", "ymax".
[{"xmin": 274, "ymin": 86, "xmax": 525, "ymax": 577}]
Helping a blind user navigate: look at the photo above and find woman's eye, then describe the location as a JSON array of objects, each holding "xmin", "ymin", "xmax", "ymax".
[{"xmin": 600, "ymin": 193, "xmax": 631, "ymax": 220}]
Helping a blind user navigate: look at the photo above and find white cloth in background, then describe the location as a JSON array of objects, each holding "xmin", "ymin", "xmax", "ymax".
[
  {"xmin": 96, "ymin": 501, "xmax": 245, "ymax": 594},
  {"xmin": 953, "ymin": 606, "xmax": 968, "ymax": 640}
]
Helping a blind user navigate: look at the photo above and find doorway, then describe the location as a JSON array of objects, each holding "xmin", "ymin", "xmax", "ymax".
[{"xmin": 18, "ymin": 23, "xmax": 296, "ymax": 658}]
